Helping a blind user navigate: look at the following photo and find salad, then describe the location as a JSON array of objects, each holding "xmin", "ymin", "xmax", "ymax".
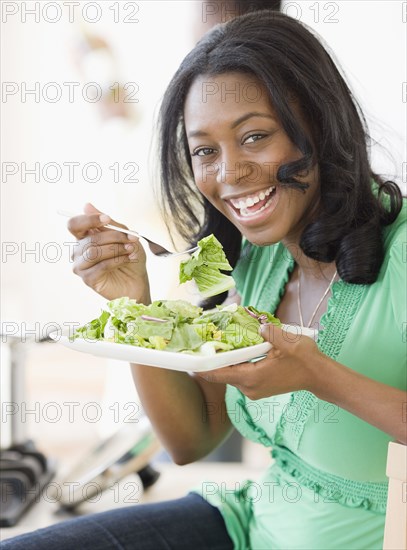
[
  {"xmin": 73, "ymin": 297, "xmax": 280, "ymax": 355},
  {"xmin": 73, "ymin": 233, "xmax": 281, "ymax": 355}
]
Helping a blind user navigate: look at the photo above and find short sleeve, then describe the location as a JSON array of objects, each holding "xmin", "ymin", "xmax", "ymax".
[
  {"xmin": 380, "ymin": 198, "xmax": 406, "ymax": 338},
  {"xmin": 387, "ymin": 234, "xmax": 407, "ymax": 338}
]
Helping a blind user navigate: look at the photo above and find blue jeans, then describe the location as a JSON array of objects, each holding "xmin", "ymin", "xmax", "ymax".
[{"xmin": 0, "ymin": 494, "xmax": 233, "ymax": 549}]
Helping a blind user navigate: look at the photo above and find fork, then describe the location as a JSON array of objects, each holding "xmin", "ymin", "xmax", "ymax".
[{"xmin": 57, "ymin": 210, "xmax": 198, "ymax": 258}]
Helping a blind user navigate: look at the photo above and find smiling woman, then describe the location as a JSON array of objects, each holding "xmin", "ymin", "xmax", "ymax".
[
  {"xmin": 3, "ymin": 9, "xmax": 406, "ymax": 550},
  {"xmin": 183, "ymin": 72, "xmax": 320, "ymax": 249}
]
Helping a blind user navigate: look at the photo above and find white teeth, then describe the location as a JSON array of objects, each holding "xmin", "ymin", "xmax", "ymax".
[
  {"xmin": 230, "ymin": 185, "xmax": 275, "ymax": 209},
  {"xmin": 239, "ymin": 196, "xmax": 274, "ymax": 218}
]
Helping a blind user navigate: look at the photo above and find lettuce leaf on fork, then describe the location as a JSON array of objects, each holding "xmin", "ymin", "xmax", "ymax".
[{"xmin": 179, "ymin": 234, "xmax": 235, "ymax": 298}]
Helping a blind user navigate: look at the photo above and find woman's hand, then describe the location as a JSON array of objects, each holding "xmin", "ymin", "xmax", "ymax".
[
  {"xmin": 68, "ymin": 203, "xmax": 151, "ymax": 303},
  {"xmin": 196, "ymin": 324, "xmax": 322, "ymax": 400}
]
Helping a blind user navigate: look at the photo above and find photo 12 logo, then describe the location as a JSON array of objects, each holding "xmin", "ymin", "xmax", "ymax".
[
  {"xmin": 1, "ymin": 82, "xmax": 139, "ymax": 104},
  {"xmin": 1, "ymin": 238, "xmax": 141, "ymax": 267},
  {"xmin": 1, "ymin": 400, "xmax": 142, "ymax": 425},
  {"xmin": 1, "ymin": 2, "xmax": 140, "ymax": 24},
  {"xmin": 1, "ymin": 161, "xmax": 140, "ymax": 184},
  {"xmin": 5, "ymin": 479, "xmax": 143, "ymax": 506},
  {"xmin": 201, "ymin": 1, "xmax": 340, "ymax": 24}
]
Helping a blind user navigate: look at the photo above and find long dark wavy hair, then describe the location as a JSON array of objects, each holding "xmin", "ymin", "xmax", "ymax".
[{"xmin": 157, "ymin": 11, "xmax": 402, "ymax": 307}]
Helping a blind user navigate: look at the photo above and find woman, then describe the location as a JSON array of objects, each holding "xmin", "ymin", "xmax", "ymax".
[{"xmin": 3, "ymin": 11, "xmax": 405, "ymax": 550}]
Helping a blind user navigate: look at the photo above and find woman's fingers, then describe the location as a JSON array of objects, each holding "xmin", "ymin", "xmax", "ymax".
[
  {"xmin": 73, "ymin": 239, "xmax": 142, "ymax": 272},
  {"xmin": 68, "ymin": 205, "xmax": 145, "ymax": 275},
  {"xmin": 80, "ymin": 229, "xmax": 138, "ymax": 248},
  {"xmin": 66, "ymin": 203, "xmax": 149, "ymax": 301},
  {"xmin": 78, "ymin": 254, "xmax": 137, "ymax": 289},
  {"xmin": 67, "ymin": 204, "xmax": 129, "ymax": 240},
  {"xmin": 83, "ymin": 202, "xmax": 102, "ymax": 215},
  {"xmin": 68, "ymin": 213, "xmax": 111, "ymax": 240},
  {"xmin": 71, "ymin": 230, "xmax": 141, "ymax": 263}
]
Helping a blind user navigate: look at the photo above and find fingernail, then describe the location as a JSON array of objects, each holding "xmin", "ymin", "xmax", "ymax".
[
  {"xmin": 259, "ymin": 323, "xmax": 269, "ymax": 335},
  {"xmin": 99, "ymin": 214, "xmax": 110, "ymax": 223},
  {"xmin": 127, "ymin": 234, "xmax": 138, "ymax": 241}
]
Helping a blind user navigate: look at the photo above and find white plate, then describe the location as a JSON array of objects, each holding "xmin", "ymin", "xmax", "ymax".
[{"xmin": 49, "ymin": 325, "xmax": 317, "ymax": 373}]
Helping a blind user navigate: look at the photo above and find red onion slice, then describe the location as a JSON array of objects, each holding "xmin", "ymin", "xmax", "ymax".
[
  {"xmin": 244, "ymin": 307, "xmax": 269, "ymax": 324},
  {"xmin": 244, "ymin": 306, "xmax": 259, "ymax": 319}
]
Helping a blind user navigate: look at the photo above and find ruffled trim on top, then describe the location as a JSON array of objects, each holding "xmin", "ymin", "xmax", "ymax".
[
  {"xmin": 275, "ymin": 278, "xmax": 367, "ymax": 451},
  {"xmin": 226, "ymin": 243, "xmax": 295, "ymax": 448},
  {"xmin": 318, "ymin": 279, "xmax": 367, "ymax": 359},
  {"xmin": 259, "ymin": 245, "xmax": 295, "ymax": 314},
  {"xmin": 272, "ymin": 446, "xmax": 388, "ymax": 515},
  {"xmin": 225, "ymin": 387, "xmax": 274, "ymax": 446}
]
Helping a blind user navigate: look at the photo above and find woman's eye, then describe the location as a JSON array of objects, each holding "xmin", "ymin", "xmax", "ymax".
[
  {"xmin": 191, "ymin": 147, "xmax": 215, "ymax": 157},
  {"xmin": 244, "ymin": 133, "xmax": 266, "ymax": 144}
]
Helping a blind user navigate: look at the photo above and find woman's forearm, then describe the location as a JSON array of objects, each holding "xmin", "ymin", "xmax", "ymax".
[
  {"xmin": 130, "ymin": 364, "xmax": 232, "ymax": 464},
  {"xmin": 310, "ymin": 353, "xmax": 407, "ymax": 444}
]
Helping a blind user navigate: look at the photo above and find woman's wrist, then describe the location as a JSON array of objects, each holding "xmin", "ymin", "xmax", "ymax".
[
  {"xmin": 306, "ymin": 351, "xmax": 356, "ymax": 404},
  {"xmin": 305, "ymin": 349, "xmax": 335, "ymax": 399}
]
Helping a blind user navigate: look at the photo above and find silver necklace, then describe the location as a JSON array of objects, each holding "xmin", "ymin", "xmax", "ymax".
[{"xmin": 297, "ymin": 268, "xmax": 338, "ymax": 328}]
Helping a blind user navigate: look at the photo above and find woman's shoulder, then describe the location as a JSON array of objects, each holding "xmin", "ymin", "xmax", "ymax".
[
  {"xmin": 378, "ymin": 197, "xmax": 406, "ymax": 280},
  {"xmin": 382, "ymin": 196, "xmax": 407, "ymax": 251},
  {"xmin": 376, "ymin": 198, "xmax": 406, "ymax": 330}
]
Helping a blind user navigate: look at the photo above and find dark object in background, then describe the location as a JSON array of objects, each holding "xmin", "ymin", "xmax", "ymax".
[
  {"xmin": 204, "ymin": 0, "xmax": 281, "ymax": 15},
  {"xmin": 0, "ymin": 334, "xmax": 56, "ymax": 527},
  {"xmin": 195, "ymin": 1, "xmax": 281, "ymax": 43},
  {"xmin": 233, "ymin": 0, "xmax": 281, "ymax": 12},
  {"xmin": 0, "ymin": 440, "xmax": 55, "ymax": 527},
  {"xmin": 136, "ymin": 464, "xmax": 161, "ymax": 490},
  {"xmin": 53, "ymin": 420, "xmax": 161, "ymax": 511}
]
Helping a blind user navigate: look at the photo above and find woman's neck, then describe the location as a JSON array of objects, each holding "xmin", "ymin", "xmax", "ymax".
[{"xmin": 283, "ymin": 238, "xmax": 337, "ymax": 281}]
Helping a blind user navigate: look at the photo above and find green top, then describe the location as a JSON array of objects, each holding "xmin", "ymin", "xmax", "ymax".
[{"xmin": 192, "ymin": 199, "xmax": 406, "ymax": 549}]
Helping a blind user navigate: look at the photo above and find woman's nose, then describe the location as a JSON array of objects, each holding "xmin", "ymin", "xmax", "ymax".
[
  {"xmin": 215, "ymin": 156, "xmax": 259, "ymax": 186},
  {"xmin": 215, "ymin": 148, "xmax": 242, "ymax": 185},
  {"xmin": 216, "ymin": 160, "xmax": 237, "ymax": 185}
]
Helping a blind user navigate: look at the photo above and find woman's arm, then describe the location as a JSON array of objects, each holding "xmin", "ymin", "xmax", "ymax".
[
  {"xmin": 131, "ymin": 366, "xmax": 232, "ymax": 464},
  {"xmin": 309, "ymin": 353, "xmax": 407, "ymax": 445},
  {"xmin": 197, "ymin": 325, "xmax": 407, "ymax": 444},
  {"xmin": 131, "ymin": 289, "xmax": 241, "ymax": 465}
]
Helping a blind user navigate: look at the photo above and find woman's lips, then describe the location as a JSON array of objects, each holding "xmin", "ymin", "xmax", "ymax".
[
  {"xmin": 226, "ymin": 186, "xmax": 279, "ymax": 225},
  {"xmin": 228, "ymin": 185, "xmax": 275, "ymax": 209}
]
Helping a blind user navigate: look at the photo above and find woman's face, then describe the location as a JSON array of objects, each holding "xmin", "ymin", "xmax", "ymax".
[{"xmin": 183, "ymin": 72, "xmax": 320, "ymax": 247}]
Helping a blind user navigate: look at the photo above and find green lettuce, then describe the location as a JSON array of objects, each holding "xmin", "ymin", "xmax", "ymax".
[
  {"xmin": 179, "ymin": 234, "xmax": 235, "ymax": 298},
  {"xmin": 73, "ymin": 297, "xmax": 280, "ymax": 355},
  {"xmin": 73, "ymin": 309, "xmax": 110, "ymax": 341},
  {"xmin": 193, "ymin": 303, "xmax": 280, "ymax": 349}
]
